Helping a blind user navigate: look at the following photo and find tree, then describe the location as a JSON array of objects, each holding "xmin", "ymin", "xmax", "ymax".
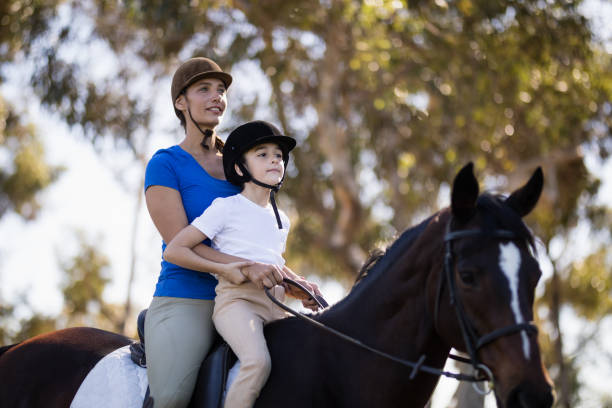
[
  {"xmin": 1, "ymin": 0, "xmax": 611, "ymax": 404},
  {"xmin": 60, "ymin": 232, "xmax": 125, "ymax": 332},
  {"xmin": 0, "ymin": 0, "xmax": 65, "ymax": 338},
  {"xmin": 0, "ymin": 96, "xmax": 61, "ymax": 219}
]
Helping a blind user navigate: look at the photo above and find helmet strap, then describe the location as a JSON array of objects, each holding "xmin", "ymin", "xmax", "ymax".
[
  {"xmin": 185, "ymin": 99, "xmax": 214, "ymax": 151},
  {"xmin": 237, "ymin": 161, "xmax": 284, "ymax": 229}
]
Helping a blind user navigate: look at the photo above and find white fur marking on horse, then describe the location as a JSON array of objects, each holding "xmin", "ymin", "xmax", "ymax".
[
  {"xmin": 499, "ymin": 243, "xmax": 530, "ymax": 360},
  {"xmin": 70, "ymin": 345, "xmax": 148, "ymax": 408}
]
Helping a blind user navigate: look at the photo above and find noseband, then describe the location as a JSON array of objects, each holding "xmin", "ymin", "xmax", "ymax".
[{"xmin": 435, "ymin": 220, "xmax": 539, "ymax": 392}]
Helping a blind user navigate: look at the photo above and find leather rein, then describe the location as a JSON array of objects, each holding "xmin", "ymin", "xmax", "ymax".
[{"xmin": 265, "ymin": 218, "xmax": 538, "ymax": 391}]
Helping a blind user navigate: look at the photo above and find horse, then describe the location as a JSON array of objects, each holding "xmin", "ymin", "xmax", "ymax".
[{"xmin": 0, "ymin": 163, "xmax": 554, "ymax": 408}]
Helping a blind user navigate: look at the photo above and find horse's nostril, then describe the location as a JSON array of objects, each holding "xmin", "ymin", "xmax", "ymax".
[{"xmin": 506, "ymin": 381, "xmax": 554, "ymax": 408}]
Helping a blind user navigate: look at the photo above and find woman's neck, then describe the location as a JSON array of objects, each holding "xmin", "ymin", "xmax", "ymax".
[{"xmin": 180, "ymin": 127, "xmax": 217, "ymax": 155}]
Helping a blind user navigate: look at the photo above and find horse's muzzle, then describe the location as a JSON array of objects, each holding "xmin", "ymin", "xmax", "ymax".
[{"xmin": 505, "ymin": 380, "xmax": 554, "ymax": 408}]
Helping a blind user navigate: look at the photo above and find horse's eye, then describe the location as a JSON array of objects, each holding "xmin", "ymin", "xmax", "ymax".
[{"xmin": 459, "ymin": 269, "xmax": 476, "ymax": 286}]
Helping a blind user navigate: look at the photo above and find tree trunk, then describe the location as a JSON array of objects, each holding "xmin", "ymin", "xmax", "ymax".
[
  {"xmin": 314, "ymin": 22, "xmax": 365, "ymax": 272},
  {"xmin": 120, "ymin": 158, "xmax": 145, "ymax": 335},
  {"xmin": 550, "ymin": 259, "xmax": 571, "ymax": 408}
]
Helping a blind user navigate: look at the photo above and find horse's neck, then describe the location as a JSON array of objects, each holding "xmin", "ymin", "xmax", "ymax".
[
  {"xmin": 261, "ymin": 220, "xmax": 452, "ymax": 407},
  {"xmin": 321, "ymin": 232, "xmax": 448, "ymax": 362},
  {"xmin": 288, "ymin": 231, "xmax": 451, "ymax": 407}
]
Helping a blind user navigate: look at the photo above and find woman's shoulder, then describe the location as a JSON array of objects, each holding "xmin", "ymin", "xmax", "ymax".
[
  {"xmin": 149, "ymin": 145, "xmax": 183, "ymax": 161},
  {"xmin": 146, "ymin": 145, "xmax": 187, "ymax": 170}
]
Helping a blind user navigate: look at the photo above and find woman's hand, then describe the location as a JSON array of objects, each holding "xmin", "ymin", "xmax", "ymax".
[
  {"xmin": 242, "ymin": 262, "xmax": 284, "ymax": 290},
  {"xmin": 218, "ymin": 261, "xmax": 253, "ymax": 285}
]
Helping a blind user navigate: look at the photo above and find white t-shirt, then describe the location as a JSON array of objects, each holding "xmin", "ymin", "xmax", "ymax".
[{"xmin": 191, "ymin": 194, "xmax": 290, "ymax": 267}]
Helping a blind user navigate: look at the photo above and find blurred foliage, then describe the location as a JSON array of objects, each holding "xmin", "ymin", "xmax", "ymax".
[
  {"xmin": 0, "ymin": 95, "xmax": 62, "ymax": 219},
  {"xmin": 0, "ymin": 0, "xmax": 611, "ymax": 405},
  {"xmin": 562, "ymin": 247, "xmax": 612, "ymax": 319},
  {"xmin": 0, "ymin": 0, "xmax": 59, "ymax": 64},
  {"xmin": 0, "ymin": 296, "xmax": 59, "ymax": 344},
  {"xmin": 12, "ymin": 314, "xmax": 58, "ymax": 342},
  {"xmin": 0, "ymin": 1, "xmax": 63, "ymax": 219},
  {"xmin": 0, "ymin": 233, "xmax": 128, "ymax": 344},
  {"xmin": 4, "ymin": 0, "xmax": 610, "ymax": 276},
  {"xmin": 0, "ymin": 303, "xmax": 15, "ymax": 344},
  {"xmin": 60, "ymin": 233, "xmax": 124, "ymax": 333}
]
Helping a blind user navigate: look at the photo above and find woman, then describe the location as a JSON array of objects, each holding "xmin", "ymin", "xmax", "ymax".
[{"xmin": 144, "ymin": 57, "xmax": 292, "ymax": 408}]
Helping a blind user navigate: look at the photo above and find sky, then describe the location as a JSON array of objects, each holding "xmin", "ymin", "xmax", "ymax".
[{"xmin": 1, "ymin": 1, "xmax": 611, "ymax": 407}]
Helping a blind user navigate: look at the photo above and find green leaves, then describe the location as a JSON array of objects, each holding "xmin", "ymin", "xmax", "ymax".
[{"xmin": 0, "ymin": 95, "xmax": 62, "ymax": 219}]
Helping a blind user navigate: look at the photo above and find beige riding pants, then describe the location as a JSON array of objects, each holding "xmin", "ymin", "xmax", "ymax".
[
  {"xmin": 144, "ymin": 296, "xmax": 215, "ymax": 408},
  {"xmin": 213, "ymin": 280, "xmax": 286, "ymax": 408}
]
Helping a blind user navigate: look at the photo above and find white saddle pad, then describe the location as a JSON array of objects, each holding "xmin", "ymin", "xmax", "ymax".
[
  {"xmin": 71, "ymin": 345, "xmax": 148, "ymax": 408},
  {"xmin": 70, "ymin": 344, "xmax": 241, "ymax": 408}
]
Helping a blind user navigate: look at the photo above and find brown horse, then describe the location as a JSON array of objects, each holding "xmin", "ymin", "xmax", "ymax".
[{"xmin": 0, "ymin": 163, "xmax": 554, "ymax": 407}]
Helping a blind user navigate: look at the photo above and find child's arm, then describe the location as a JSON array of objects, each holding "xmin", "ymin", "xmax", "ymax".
[{"xmin": 164, "ymin": 225, "xmax": 250, "ymax": 285}]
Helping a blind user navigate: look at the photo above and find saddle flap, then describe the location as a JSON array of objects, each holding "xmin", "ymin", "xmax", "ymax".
[{"xmin": 188, "ymin": 339, "xmax": 237, "ymax": 408}]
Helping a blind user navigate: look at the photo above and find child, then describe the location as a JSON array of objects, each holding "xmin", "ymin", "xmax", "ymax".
[{"xmin": 164, "ymin": 120, "xmax": 320, "ymax": 408}]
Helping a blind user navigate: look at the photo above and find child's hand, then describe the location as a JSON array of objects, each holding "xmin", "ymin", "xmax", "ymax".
[
  {"xmin": 283, "ymin": 276, "xmax": 323, "ymax": 311},
  {"xmin": 219, "ymin": 261, "xmax": 252, "ymax": 285}
]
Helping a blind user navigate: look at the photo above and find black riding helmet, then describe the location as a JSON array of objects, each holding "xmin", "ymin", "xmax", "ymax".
[{"xmin": 223, "ymin": 120, "xmax": 296, "ymax": 229}]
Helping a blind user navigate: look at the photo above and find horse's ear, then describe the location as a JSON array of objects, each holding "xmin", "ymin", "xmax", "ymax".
[
  {"xmin": 505, "ymin": 167, "xmax": 544, "ymax": 217},
  {"xmin": 451, "ymin": 162, "xmax": 479, "ymax": 221}
]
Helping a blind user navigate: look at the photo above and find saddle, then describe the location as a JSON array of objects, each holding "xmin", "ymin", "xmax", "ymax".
[
  {"xmin": 130, "ymin": 309, "xmax": 236, "ymax": 408},
  {"xmin": 130, "ymin": 279, "xmax": 326, "ymax": 408}
]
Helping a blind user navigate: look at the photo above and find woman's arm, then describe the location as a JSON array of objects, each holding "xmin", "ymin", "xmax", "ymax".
[
  {"xmin": 145, "ymin": 185, "xmax": 190, "ymax": 244},
  {"xmin": 145, "ymin": 185, "xmax": 283, "ymax": 288}
]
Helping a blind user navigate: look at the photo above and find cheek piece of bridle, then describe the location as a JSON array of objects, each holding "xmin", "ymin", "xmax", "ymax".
[
  {"xmin": 434, "ymin": 220, "xmax": 539, "ymax": 393},
  {"xmin": 265, "ymin": 218, "xmax": 538, "ymax": 392}
]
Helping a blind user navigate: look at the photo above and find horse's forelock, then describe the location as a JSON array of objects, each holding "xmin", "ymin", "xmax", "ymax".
[{"xmin": 476, "ymin": 194, "xmax": 536, "ymax": 252}]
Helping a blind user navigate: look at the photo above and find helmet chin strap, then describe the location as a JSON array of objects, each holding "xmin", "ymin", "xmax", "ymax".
[
  {"xmin": 237, "ymin": 162, "xmax": 284, "ymax": 229},
  {"xmin": 186, "ymin": 104, "xmax": 214, "ymax": 150}
]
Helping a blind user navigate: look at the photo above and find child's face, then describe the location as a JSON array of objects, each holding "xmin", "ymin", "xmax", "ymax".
[{"xmin": 240, "ymin": 142, "xmax": 285, "ymax": 185}]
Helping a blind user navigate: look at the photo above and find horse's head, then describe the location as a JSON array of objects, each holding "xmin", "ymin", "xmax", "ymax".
[{"xmin": 431, "ymin": 163, "xmax": 554, "ymax": 408}]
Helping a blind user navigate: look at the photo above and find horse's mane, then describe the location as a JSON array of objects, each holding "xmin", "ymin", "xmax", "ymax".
[
  {"xmin": 352, "ymin": 214, "xmax": 436, "ymax": 289},
  {"xmin": 351, "ymin": 193, "xmax": 536, "ymax": 290},
  {"xmin": 0, "ymin": 344, "xmax": 17, "ymax": 358}
]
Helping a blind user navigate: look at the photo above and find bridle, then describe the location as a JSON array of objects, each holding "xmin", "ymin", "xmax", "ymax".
[
  {"xmin": 435, "ymin": 219, "xmax": 539, "ymax": 392},
  {"xmin": 265, "ymin": 217, "xmax": 539, "ymax": 391}
]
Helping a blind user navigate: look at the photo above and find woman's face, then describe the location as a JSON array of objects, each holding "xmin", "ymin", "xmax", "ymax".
[{"xmin": 177, "ymin": 77, "xmax": 227, "ymax": 128}]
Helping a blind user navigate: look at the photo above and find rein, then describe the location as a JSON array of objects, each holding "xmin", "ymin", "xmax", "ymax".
[
  {"xmin": 266, "ymin": 279, "xmax": 487, "ymax": 384},
  {"xmin": 266, "ymin": 219, "xmax": 538, "ymax": 391}
]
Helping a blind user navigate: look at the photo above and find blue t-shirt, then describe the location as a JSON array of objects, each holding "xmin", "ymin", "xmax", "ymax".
[{"xmin": 144, "ymin": 145, "xmax": 241, "ymax": 299}]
